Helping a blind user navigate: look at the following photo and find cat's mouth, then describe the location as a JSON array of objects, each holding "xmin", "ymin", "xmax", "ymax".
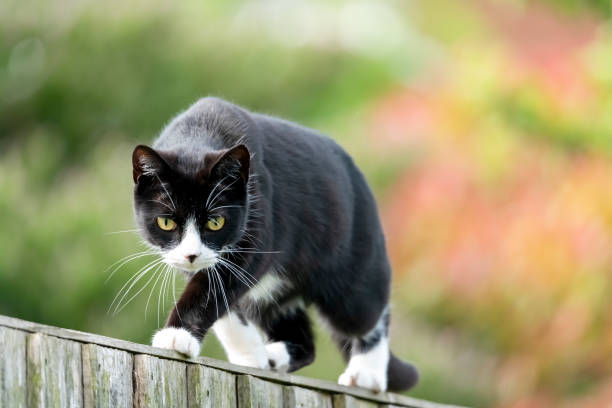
[{"xmin": 164, "ymin": 256, "xmax": 218, "ymax": 274}]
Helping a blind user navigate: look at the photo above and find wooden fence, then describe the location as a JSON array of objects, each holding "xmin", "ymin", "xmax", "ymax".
[{"xmin": 0, "ymin": 314, "xmax": 465, "ymax": 408}]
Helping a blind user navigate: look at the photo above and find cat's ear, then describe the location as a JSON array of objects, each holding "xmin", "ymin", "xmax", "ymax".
[
  {"xmin": 132, "ymin": 145, "xmax": 168, "ymax": 183},
  {"xmin": 210, "ymin": 144, "xmax": 250, "ymax": 183}
]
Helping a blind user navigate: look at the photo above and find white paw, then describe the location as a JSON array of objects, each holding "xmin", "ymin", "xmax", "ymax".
[
  {"xmin": 338, "ymin": 365, "xmax": 387, "ymax": 393},
  {"xmin": 152, "ymin": 327, "xmax": 200, "ymax": 358},
  {"xmin": 266, "ymin": 342, "xmax": 290, "ymax": 372}
]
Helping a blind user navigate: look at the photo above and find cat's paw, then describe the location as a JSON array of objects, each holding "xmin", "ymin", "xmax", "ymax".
[
  {"xmin": 266, "ymin": 342, "xmax": 290, "ymax": 372},
  {"xmin": 152, "ymin": 327, "xmax": 200, "ymax": 358},
  {"xmin": 338, "ymin": 365, "xmax": 387, "ymax": 393}
]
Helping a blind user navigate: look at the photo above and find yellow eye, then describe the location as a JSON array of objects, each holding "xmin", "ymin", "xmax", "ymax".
[
  {"xmin": 156, "ymin": 217, "xmax": 177, "ymax": 231},
  {"xmin": 206, "ymin": 216, "xmax": 225, "ymax": 231}
]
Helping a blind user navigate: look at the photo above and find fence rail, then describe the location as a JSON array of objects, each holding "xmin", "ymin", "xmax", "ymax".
[{"xmin": 0, "ymin": 314, "xmax": 465, "ymax": 408}]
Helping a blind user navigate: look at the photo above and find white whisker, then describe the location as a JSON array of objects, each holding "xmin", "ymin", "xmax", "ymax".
[
  {"xmin": 145, "ymin": 264, "xmax": 166, "ymax": 318},
  {"xmin": 214, "ymin": 268, "xmax": 230, "ymax": 318},
  {"xmin": 159, "ymin": 264, "xmax": 172, "ymax": 326},
  {"xmin": 221, "ymin": 248, "xmax": 281, "ymax": 254},
  {"xmin": 104, "ymin": 250, "xmax": 159, "ymax": 283},
  {"xmin": 218, "ymin": 257, "xmax": 257, "ymax": 287},
  {"xmin": 104, "ymin": 229, "xmax": 142, "ymax": 235},
  {"xmin": 108, "ymin": 257, "xmax": 162, "ymax": 311},
  {"xmin": 145, "ymin": 199, "xmax": 175, "ymax": 212},
  {"xmin": 208, "ymin": 177, "xmax": 240, "ymax": 210},
  {"xmin": 155, "ymin": 174, "xmax": 176, "ymax": 210},
  {"xmin": 205, "ymin": 175, "xmax": 231, "ymax": 208},
  {"xmin": 207, "ymin": 205, "xmax": 244, "ymax": 213},
  {"xmin": 112, "ymin": 260, "xmax": 165, "ymax": 315},
  {"xmin": 171, "ymin": 267, "xmax": 182, "ymax": 324},
  {"xmin": 217, "ymin": 259, "xmax": 255, "ymax": 290}
]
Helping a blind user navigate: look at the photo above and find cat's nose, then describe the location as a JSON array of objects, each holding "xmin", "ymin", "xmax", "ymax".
[{"xmin": 186, "ymin": 254, "xmax": 198, "ymax": 263}]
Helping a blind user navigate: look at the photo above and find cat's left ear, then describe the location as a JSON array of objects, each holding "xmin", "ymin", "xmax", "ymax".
[{"xmin": 211, "ymin": 144, "xmax": 250, "ymax": 183}]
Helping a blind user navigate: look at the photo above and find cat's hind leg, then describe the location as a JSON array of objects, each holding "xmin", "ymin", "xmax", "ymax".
[
  {"xmin": 258, "ymin": 300, "xmax": 315, "ymax": 373},
  {"xmin": 329, "ymin": 306, "xmax": 419, "ymax": 393},
  {"xmin": 213, "ymin": 311, "xmax": 269, "ymax": 369},
  {"xmin": 335, "ymin": 308, "xmax": 391, "ymax": 393}
]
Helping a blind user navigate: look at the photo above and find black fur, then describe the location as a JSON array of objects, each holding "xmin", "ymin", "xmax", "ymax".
[{"xmin": 132, "ymin": 97, "xmax": 418, "ymax": 391}]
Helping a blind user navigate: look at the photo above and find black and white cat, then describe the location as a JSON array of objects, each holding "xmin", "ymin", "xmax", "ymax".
[{"xmin": 132, "ymin": 97, "xmax": 418, "ymax": 393}]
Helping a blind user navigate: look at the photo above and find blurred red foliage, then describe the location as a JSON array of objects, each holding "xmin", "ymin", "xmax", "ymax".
[{"xmin": 372, "ymin": 1, "xmax": 612, "ymax": 406}]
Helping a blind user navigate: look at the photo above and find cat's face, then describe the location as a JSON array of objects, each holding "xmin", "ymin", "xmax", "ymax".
[{"xmin": 132, "ymin": 144, "xmax": 250, "ymax": 274}]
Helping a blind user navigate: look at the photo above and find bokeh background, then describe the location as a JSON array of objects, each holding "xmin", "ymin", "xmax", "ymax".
[{"xmin": 2, "ymin": 0, "xmax": 612, "ymax": 406}]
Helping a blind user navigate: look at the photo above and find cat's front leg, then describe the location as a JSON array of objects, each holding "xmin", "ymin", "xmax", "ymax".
[
  {"xmin": 151, "ymin": 271, "xmax": 228, "ymax": 358},
  {"xmin": 212, "ymin": 311, "xmax": 269, "ymax": 369}
]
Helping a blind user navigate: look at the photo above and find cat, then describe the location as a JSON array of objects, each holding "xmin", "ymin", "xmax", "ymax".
[{"xmin": 131, "ymin": 97, "xmax": 418, "ymax": 393}]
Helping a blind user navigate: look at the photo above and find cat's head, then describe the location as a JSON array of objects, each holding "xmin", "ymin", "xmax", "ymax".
[{"xmin": 131, "ymin": 144, "xmax": 250, "ymax": 274}]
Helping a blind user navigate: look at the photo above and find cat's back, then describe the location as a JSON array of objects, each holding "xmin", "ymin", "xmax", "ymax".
[
  {"xmin": 155, "ymin": 97, "xmax": 361, "ymax": 184},
  {"xmin": 250, "ymin": 111, "xmax": 357, "ymax": 179},
  {"xmin": 153, "ymin": 97, "xmax": 251, "ymax": 152}
]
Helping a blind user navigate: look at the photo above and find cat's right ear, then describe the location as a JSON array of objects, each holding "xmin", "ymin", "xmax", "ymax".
[{"xmin": 132, "ymin": 145, "xmax": 167, "ymax": 183}]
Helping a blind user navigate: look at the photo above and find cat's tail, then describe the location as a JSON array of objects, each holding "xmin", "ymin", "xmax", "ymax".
[{"xmin": 387, "ymin": 352, "xmax": 419, "ymax": 392}]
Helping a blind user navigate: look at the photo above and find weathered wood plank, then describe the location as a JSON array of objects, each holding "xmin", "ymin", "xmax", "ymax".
[
  {"xmin": 333, "ymin": 394, "xmax": 379, "ymax": 408},
  {"xmin": 187, "ymin": 364, "xmax": 237, "ymax": 408},
  {"xmin": 237, "ymin": 375, "xmax": 284, "ymax": 408},
  {"xmin": 381, "ymin": 400, "xmax": 465, "ymax": 408},
  {"xmin": 26, "ymin": 333, "xmax": 83, "ymax": 408},
  {"xmin": 134, "ymin": 354, "xmax": 187, "ymax": 408},
  {"xmin": 0, "ymin": 314, "xmax": 464, "ymax": 408},
  {"xmin": 283, "ymin": 385, "xmax": 332, "ymax": 408},
  {"xmin": 0, "ymin": 327, "xmax": 27, "ymax": 408},
  {"xmin": 82, "ymin": 344, "xmax": 133, "ymax": 407}
]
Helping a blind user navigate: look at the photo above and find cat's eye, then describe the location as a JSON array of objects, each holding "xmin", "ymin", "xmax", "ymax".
[
  {"xmin": 206, "ymin": 216, "xmax": 225, "ymax": 231},
  {"xmin": 156, "ymin": 217, "xmax": 177, "ymax": 231}
]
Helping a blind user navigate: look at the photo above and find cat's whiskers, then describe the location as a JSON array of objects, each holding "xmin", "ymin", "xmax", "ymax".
[
  {"xmin": 220, "ymin": 248, "xmax": 281, "ymax": 255},
  {"xmin": 162, "ymin": 265, "xmax": 174, "ymax": 324},
  {"xmin": 207, "ymin": 204, "xmax": 244, "ymax": 213},
  {"xmin": 145, "ymin": 263, "xmax": 166, "ymax": 318},
  {"xmin": 214, "ymin": 267, "xmax": 230, "ymax": 319},
  {"xmin": 163, "ymin": 266, "xmax": 175, "ymax": 323},
  {"xmin": 104, "ymin": 229, "xmax": 143, "ymax": 235},
  {"xmin": 154, "ymin": 174, "xmax": 176, "ymax": 211},
  {"xmin": 146, "ymin": 199, "xmax": 175, "ymax": 212},
  {"xmin": 170, "ymin": 267, "xmax": 181, "ymax": 324},
  {"xmin": 205, "ymin": 175, "xmax": 232, "ymax": 208},
  {"xmin": 218, "ymin": 254, "xmax": 257, "ymax": 280},
  {"xmin": 209, "ymin": 265, "xmax": 220, "ymax": 320},
  {"xmin": 104, "ymin": 250, "xmax": 160, "ymax": 284},
  {"xmin": 109, "ymin": 257, "xmax": 162, "ymax": 310},
  {"xmin": 110, "ymin": 258, "xmax": 165, "ymax": 315},
  {"xmin": 204, "ymin": 269, "xmax": 212, "ymax": 309},
  {"xmin": 159, "ymin": 264, "xmax": 172, "ymax": 326},
  {"xmin": 216, "ymin": 258, "xmax": 255, "ymax": 289},
  {"xmin": 207, "ymin": 177, "xmax": 240, "ymax": 210},
  {"xmin": 114, "ymin": 262, "xmax": 165, "ymax": 316},
  {"xmin": 111, "ymin": 259, "xmax": 164, "ymax": 312}
]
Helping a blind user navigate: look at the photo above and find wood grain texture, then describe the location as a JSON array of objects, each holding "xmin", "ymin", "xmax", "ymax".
[
  {"xmin": 134, "ymin": 354, "xmax": 187, "ymax": 408},
  {"xmin": 26, "ymin": 333, "xmax": 83, "ymax": 408},
  {"xmin": 237, "ymin": 375, "xmax": 284, "ymax": 408},
  {"xmin": 0, "ymin": 327, "xmax": 27, "ymax": 408},
  {"xmin": 187, "ymin": 364, "xmax": 237, "ymax": 408},
  {"xmin": 283, "ymin": 386, "xmax": 332, "ymax": 408},
  {"xmin": 82, "ymin": 344, "xmax": 133, "ymax": 408},
  {"xmin": 333, "ymin": 394, "xmax": 380, "ymax": 408},
  {"xmin": 0, "ymin": 314, "xmax": 466, "ymax": 408}
]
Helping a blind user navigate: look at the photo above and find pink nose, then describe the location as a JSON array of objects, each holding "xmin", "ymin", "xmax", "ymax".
[{"xmin": 186, "ymin": 254, "xmax": 198, "ymax": 263}]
